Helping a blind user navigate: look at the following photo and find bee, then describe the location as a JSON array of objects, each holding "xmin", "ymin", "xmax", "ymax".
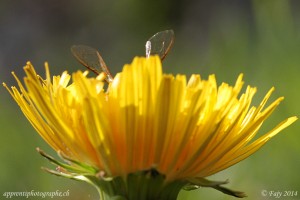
[{"xmin": 71, "ymin": 30, "xmax": 175, "ymax": 83}]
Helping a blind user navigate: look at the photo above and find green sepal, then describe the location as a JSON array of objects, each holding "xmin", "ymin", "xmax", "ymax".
[
  {"xmin": 185, "ymin": 177, "xmax": 247, "ymax": 198},
  {"xmin": 57, "ymin": 150, "xmax": 98, "ymax": 173},
  {"xmin": 36, "ymin": 148, "xmax": 98, "ymax": 175}
]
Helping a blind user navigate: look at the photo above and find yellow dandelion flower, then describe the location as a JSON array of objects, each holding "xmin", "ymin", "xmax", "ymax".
[{"xmin": 3, "ymin": 56, "xmax": 297, "ymax": 199}]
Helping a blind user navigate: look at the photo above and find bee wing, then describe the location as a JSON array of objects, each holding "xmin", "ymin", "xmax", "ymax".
[
  {"xmin": 71, "ymin": 45, "xmax": 113, "ymax": 82},
  {"xmin": 145, "ymin": 30, "xmax": 175, "ymax": 60}
]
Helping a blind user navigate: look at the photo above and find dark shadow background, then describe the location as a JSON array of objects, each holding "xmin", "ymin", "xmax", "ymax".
[{"xmin": 1, "ymin": 0, "xmax": 299, "ymax": 199}]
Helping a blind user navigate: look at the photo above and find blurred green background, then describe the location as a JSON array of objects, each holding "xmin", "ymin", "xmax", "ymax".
[{"xmin": 1, "ymin": 0, "xmax": 299, "ymax": 199}]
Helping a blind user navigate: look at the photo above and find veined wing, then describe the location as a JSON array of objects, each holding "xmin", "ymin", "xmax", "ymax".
[
  {"xmin": 71, "ymin": 45, "xmax": 113, "ymax": 82},
  {"xmin": 145, "ymin": 30, "xmax": 175, "ymax": 60}
]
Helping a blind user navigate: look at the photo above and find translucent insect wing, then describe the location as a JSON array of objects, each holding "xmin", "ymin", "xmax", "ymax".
[
  {"xmin": 71, "ymin": 45, "xmax": 102, "ymax": 74},
  {"xmin": 71, "ymin": 45, "xmax": 113, "ymax": 82},
  {"xmin": 147, "ymin": 30, "xmax": 175, "ymax": 60}
]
